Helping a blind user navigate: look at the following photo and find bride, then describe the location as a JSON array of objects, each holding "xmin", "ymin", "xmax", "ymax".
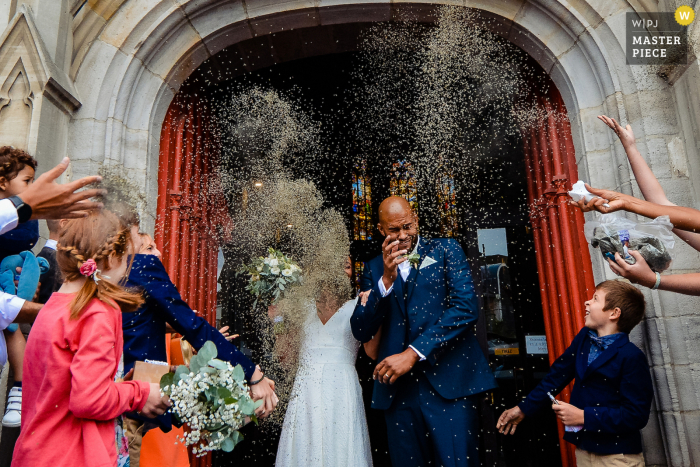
[{"xmin": 276, "ymin": 258, "xmax": 373, "ymax": 467}]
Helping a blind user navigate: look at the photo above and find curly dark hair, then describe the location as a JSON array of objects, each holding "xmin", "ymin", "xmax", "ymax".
[{"xmin": 0, "ymin": 146, "xmax": 37, "ymax": 181}]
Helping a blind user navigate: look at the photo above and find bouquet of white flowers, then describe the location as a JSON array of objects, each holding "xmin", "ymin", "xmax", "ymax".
[
  {"xmin": 160, "ymin": 341, "xmax": 262, "ymax": 456},
  {"xmin": 238, "ymin": 247, "xmax": 302, "ymax": 307}
]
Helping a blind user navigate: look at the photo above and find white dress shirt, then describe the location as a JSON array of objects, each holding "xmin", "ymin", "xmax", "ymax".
[
  {"xmin": 0, "ymin": 199, "xmax": 18, "ymax": 235},
  {"xmin": 44, "ymin": 239, "xmax": 58, "ymax": 250},
  {"xmin": 377, "ymin": 238, "xmax": 426, "ymax": 361},
  {"xmin": 0, "ymin": 198, "xmax": 25, "ymax": 366}
]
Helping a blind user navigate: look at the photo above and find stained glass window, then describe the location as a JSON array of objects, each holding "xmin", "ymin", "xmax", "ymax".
[
  {"xmin": 354, "ymin": 260, "xmax": 364, "ymax": 292},
  {"xmin": 437, "ymin": 166, "xmax": 458, "ymax": 237},
  {"xmin": 390, "ymin": 160, "xmax": 418, "ymax": 212},
  {"xmin": 352, "ymin": 162, "xmax": 373, "ymax": 240}
]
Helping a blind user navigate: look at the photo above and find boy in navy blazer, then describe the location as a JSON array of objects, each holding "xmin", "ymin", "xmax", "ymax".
[{"xmin": 497, "ymin": 280, "xmax": 653, "ymax": 467}]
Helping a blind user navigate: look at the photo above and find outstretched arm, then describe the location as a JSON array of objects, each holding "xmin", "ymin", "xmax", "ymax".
[
  {"xmin": 129, "ymin": 255, "xmax": 257, "ymax": 380},
  {"xmin": 598, "ymin": 115, "xmax": 700, "ymax": 251}
]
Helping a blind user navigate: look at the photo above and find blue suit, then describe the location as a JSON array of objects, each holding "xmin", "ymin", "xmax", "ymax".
[
  {"xmin": 519, "ymin": 328, "xmax": 653, "ymax": 455},
  {"xmin": 351, "ymin": 238, "xmax": 496, "ymax": 466}
]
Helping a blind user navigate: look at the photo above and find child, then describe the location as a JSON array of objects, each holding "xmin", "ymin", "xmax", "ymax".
[
  {"xmin": 36, "ymin": 219, "xmax": 63, "ymax": 303},
  {"xmin": 0, "ymin": 146, "xmax": 40, "ymax": 428},
  {"xmin": 497, "ymin": 280, "xmax": 653, "ymax": 467},
  {"xmin": 11, "ymin": 210, "xmax": 171, "ymax": 467}
]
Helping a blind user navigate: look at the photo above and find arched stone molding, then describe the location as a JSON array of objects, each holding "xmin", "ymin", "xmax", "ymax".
[{"xmin": 68, "ymin": 3, "xmax": 700, "ymax": 464}]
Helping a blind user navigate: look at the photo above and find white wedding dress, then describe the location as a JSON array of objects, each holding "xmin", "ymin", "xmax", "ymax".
[{"xmin": 276, "ymin": 298, "xmax": 373, "ymax": 467}]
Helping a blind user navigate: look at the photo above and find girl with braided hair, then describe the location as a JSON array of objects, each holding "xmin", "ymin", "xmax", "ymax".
[{"xmin": 12, "ymin": 210, "xmax": 171, "ymax": 467}]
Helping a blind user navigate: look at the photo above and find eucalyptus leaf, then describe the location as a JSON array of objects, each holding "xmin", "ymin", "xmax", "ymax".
[
  {"xmin": 200, "ymin": 367, "xmax": 217, "ymax": 374},
  {"xmin": 221, "ymin": 437, "xmax": 235, "ymax": 452},
  {"xmin": 218, "ymin": 386, "xmax": 232, "ymax": 399},
  {"xmin": 208, "ymin": 359, "xmax": 228, "ymax": 370},
  {"xmin": 189, "ymin": 355, "xmax": 202, "ymax": 374},
  {"xmin": 174, "ymin": 365, "xmax": 189, "ymax": 384},
  {"xmin": 199, "ymin": 341, "xmax": 217, "ymax": 361},
  {"xmin": 231, "ymin": 365, "xmax": 245, "ymax": 382},
  {"xmin": 160, "ymin": 372, "xmax": 174, "ymax": 392}
]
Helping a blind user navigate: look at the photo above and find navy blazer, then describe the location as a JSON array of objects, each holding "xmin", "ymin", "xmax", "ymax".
[
  {"xmin": 519, "ymin": 328, "xmax": 653, "ymax": 455},
  {"xmin": 126, "ymin": 254, "xmax": 256, "ymax": 380},
  {"xmin": 351, "ymin": 238, "xmax": 497, "ymax": 409}
]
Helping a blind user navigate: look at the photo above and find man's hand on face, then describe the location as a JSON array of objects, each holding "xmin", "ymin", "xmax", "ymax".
[
  {"xmin": 373, "ymin": 348, "xmax": 419, "ymax": 384},
  {"xmin": 381, "ymin": 236, "xmax": 407, "ymax": 290}
]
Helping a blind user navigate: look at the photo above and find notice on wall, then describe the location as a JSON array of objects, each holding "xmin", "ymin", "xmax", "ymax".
[
  {"xmin": 525, "ymin": 335, "xmax": 549, "ymax": 355},
  {"xmin": 495, "ymin": 347, "xmax": 519, "ymax": 356}
]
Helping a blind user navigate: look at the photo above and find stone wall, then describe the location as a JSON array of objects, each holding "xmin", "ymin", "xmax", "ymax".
[{"xmin": 1, "ymin": 0, "xmax": 700, "ymax": 464}]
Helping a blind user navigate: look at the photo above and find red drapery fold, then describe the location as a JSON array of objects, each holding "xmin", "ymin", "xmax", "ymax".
[
  {"xmin": 155, "ymin": 92, "xmax": 232, "ymax": 467},
  {"xmin": 521, "ymin": 86, "xmax": 596, "ymax": 467}
]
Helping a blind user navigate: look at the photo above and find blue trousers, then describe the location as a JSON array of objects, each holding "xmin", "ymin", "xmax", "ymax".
[{"xmin": 384, "ymin": 371, "xmax": 480, "ymax": 467}]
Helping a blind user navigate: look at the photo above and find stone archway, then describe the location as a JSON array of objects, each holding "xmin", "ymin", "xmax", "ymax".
[{"xmin": 67, "ymin": 1, "xmax": 683, "ymax": 465}]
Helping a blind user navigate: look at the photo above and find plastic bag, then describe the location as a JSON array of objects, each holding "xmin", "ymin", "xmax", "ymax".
[{"xmin": 583, "ymin": 214, "xmax": 675, "ymax": 272}]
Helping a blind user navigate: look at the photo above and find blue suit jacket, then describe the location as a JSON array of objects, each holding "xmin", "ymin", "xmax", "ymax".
[
  {"xmin": 519, "ymin": 328, "xmax": 653, "ymax": 455},
  {"xmin": 351, "ymin": 238, "xmax": 497, "ymax": 409}
]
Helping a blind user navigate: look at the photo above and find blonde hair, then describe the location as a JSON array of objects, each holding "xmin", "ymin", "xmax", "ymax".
[{"xmin": 57, "ymin": 210, "xmax": 143, "ymax": 319}]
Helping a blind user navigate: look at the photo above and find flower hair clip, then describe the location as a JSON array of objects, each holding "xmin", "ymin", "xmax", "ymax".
[{"xmin": 79, "ymin": 259, "xmax": 101, "ymax": 283}]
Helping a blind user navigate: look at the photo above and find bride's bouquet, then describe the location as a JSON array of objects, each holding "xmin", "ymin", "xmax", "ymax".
[
  {"xmin": 160, "ymin": 341, "xmax": 262, "ymax": 456},
  {"xmin": 238, "ymin": 247, "xmax": 302, "ymax": 307}
]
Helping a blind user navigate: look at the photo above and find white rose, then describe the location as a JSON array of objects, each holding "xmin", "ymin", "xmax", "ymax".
[
  {"xmin": 263, "ymin": 258, "xmax": 270, "ymax": 265},
  {"xmin": 282, "ymin": 269, "xmax": 292, "ymax": 277},
  {"xmin": 269, "ymin": 258, "xmax": 279, "ymax": 267},
  {"xmin": 256, "ymin": 265, "xmax": 263, "ymax": 272},
  {"xmin": 271, "ymin": 266, "xmax": 281, "ymax": 275}
]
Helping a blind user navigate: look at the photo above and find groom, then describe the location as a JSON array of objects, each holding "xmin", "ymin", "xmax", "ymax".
[{"xmin": 351, "ymin": 196, "xmax": 497, "ymax": 466}]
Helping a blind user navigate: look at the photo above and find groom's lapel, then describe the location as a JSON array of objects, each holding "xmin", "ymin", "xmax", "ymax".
[{"xmin": 406, "ymin": 239, "xmax": 434, "ymax": 305}]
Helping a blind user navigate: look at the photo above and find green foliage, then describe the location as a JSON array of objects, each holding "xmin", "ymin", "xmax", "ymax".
[{"xmin": 237, "ymin": 247, "xmax": 302, "ymax": 306}]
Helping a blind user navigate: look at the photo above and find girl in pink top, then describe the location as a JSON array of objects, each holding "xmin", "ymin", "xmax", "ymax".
[{"xmin": 12, "ymin": 210, "xmax": 171, "ymax": 467}]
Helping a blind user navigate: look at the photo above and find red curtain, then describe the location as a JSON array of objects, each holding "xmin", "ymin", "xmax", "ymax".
[
  {"xmin": 521, "ymin": 86, "xmax": 596, "ymax": 467},
  {"xmin": 155, "ymin": 92, "xmax": 232, "ymax": 467}
]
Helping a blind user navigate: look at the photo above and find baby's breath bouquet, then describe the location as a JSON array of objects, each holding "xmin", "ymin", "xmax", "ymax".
[
  {"xmin": 160, "ymin": 342, "xmax": 262, "ymax": 456},
  {"xmin": 238, "ymin": 247, "xmax": 302, "ymax": 307}
]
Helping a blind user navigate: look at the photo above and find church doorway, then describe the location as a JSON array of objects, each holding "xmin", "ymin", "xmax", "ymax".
[{"xmin": 156, "ymin": 18, "xmax": 593, "ymax": 467}]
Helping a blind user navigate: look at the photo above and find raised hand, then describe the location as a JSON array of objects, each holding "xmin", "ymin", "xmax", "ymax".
[
  {"xmin": 570, "ymin": 183, "xmax": 630, "ymax": 214},
  {"xmin": 381, "ymin": 236, "xmax": 407, "ymax": 290},
  {"xmin": 20, "ymin": 157, "xmax": 106, "ymax": 220},
  {"xmin": 497, "ymin": 406, "xmax": 525, "ymax": 435},
  {"xmin": 598, "ymin": 115, "xmax": 636, "ymax": 148},
  {"xmin": 218, "ymin": 325, "xmax": 238, "ymax": 341}
]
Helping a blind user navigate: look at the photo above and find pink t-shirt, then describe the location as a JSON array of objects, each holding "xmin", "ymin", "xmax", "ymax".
[{"xmin": 12, "ymin": 293, "xmax": 150, "ymax": 467}]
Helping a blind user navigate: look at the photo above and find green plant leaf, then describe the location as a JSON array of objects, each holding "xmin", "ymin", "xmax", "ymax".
[
  {"xmin": 174, "ymin": 365, "xmax": 189, "ymax": 384},
  {"xmin": 218, "ymin": 387, "xmax": 232, "ymax": 399},
  {"xmin": 198, "ymin": 341, "xmax": 217, "ymax": 361},
  {"xmin": 231, "ymin": 365, "xmax": 245, "ymax": 382},
  {"xmin": 208, "ymin": 359, "xmax": 228, "ymax": 370},
  {"xmin": 200, "ymin": 366, "xmax": 216, "ymax": 374},
  {"xmin": 221, "ymin": 437, "xmax": 235, "ymax": 452},
  {"xmin": 189, "ymin": 354, "xmax": 202, "ymax": 374},
  {"xmin": 160, "ymin": 372, "xmax": 174, "ymax": 392}
]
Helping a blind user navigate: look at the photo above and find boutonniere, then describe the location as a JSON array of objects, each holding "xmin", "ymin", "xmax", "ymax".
[{"xmin": 405, "ymin": 253, "xmax": 421, "ymax": 269}]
